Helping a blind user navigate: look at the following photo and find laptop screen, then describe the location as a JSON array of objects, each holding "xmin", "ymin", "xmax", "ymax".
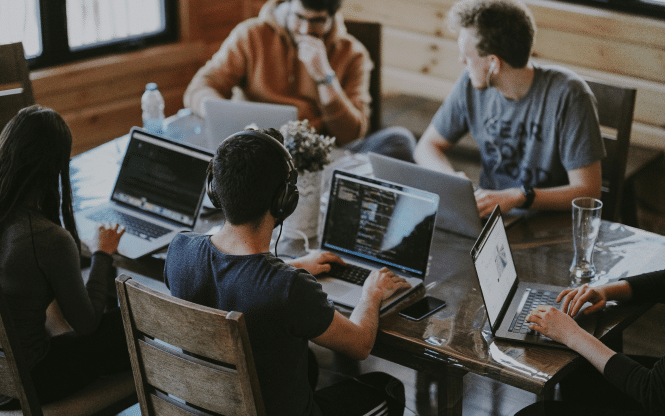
[
  {"xmin": 321, "ymin": 170, "xmax": 439, "ymax": 277},
  {"xmin": 471, "ymin": 207, "xmax": 518, "ymax": 328},
  {"xmin": 111, "ymin": 130, "xmax": 212, "ymax": 227}
]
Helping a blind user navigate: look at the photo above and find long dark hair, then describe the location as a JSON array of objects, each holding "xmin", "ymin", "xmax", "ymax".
[{"xmin": 0, "ymin": 105, "xmax": 81, "ymax": 251}]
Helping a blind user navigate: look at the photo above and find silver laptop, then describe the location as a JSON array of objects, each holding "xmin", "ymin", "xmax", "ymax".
[
  {"xmin": 317, "ymin": 170, "xmax": 439, "ymax": 312},
  {"xmin": 471, "ymin": 205, "xmax": 596, "ymax": 348},
  {"xmin": 75, "ymin": 127, "xmax": 212, "ymax": 259},
  {"xmin": 369, "ymin": 152, "xmax": 482, "ymax": 238},
  {"xmin": 203, "ymin": 98, "xmax": 298, "ymax": 151}
]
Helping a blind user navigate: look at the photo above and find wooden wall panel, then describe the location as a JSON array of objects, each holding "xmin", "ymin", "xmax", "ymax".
[{"xmin": 31, "ymin": 42, "xmax": 207, "ymax": 155}]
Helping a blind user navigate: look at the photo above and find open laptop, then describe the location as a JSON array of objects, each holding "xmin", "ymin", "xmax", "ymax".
[
  {"xmin": 470, "ymin": 205, "xmax": 596, "ymax": 348},
  {"xmin": 369, "ymin": 152, "xmax": 482, "ymax": 238},
  {"xmin": 202, "ymin": 98, "xmax": 298, "ymax": 151},
  {"xmin": 317, "ymin": 170, "xmax": 439, "ymax": 312},
  {"xmin": 75, "ymin": 127, "xmax": 212, "ymax": 259},
  {"xmin": 369, "ymin": 152, "xmax": 524, "ymax": 238}
]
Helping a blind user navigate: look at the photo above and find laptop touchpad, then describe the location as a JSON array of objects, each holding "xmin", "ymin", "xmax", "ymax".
[{"xmin": 318, "ymin": 278, "xmax": 355, "ymax": 298}]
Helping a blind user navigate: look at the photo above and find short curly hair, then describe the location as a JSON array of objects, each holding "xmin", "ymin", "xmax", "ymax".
[{"xmin": 448, "ymin": 0, "xmax": 536, "ymax": 68}]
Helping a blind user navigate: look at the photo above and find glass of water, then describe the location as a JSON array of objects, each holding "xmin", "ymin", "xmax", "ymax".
[{"xmin": 570, "ymin": 197, "xmax": 603, "ymax": 285}]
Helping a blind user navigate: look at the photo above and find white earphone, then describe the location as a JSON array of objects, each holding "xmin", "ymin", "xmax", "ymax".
[{"xmin": 486, "ymin": 60, "xmax": 497, "ymax": 87}]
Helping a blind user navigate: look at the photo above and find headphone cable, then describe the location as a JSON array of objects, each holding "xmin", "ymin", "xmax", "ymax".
[{"xmin": 274, "ymin": 222, "xmax": 283, "ymax": 258}]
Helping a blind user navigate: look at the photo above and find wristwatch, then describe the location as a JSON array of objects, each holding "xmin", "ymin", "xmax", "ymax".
[
  {"xmin": 315, "ymin": 72, "xmax": 336, "ymax": 85},
  {"xmin": 520, "ymin": 185, "xmax": 536, "ymax": 209}
]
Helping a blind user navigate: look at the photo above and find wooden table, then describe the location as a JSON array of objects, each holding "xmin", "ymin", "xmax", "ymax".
[{"xmin": 72, "ymin": 135, "xmax": 665, "ymax": 416}]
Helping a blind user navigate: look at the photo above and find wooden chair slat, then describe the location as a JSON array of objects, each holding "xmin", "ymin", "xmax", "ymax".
[
  {"xmin": 116, "ymin": 274, "xmax": 266, "ymax": 416},
  {"xmin": 125, "ymin": 281, "xmax": 240, "ymax": 364},
  {"xmin": 138, "ymin": 339, "xmax": 245, "ymax": 415},
  {"xmin": 0, "ymin": 43, "xmax": 35, "ymax": 131}
]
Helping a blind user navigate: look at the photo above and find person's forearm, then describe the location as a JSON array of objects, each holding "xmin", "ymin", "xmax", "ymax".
[
  {"xmin": 413, "ymin": 140, "xmax": 457, "ymax": 175},
  {"xmin": 347, "ymin": 293, "xmax": 382, "ymax": 359},
  {"xmin": 601, "ymin": 280, "xmax": 633, "ymax": 302},
  {"xmin": 567, "ymin": 327, "xmax": 617, "ymax": 373},
  {"xmin": 183, "ymin": 87, "xmax": 224, "ymax": 118},
  {"xmin": 318, "ymin": 81, "xmax": 367, "ymax": 145},
  {"xmin": 528, "ymin": 183, "xmax": 600, "ymax": 211}
]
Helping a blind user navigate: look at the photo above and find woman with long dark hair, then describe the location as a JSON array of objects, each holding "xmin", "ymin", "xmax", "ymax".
[{"xmin": 0, "ymin": 105, "xmax": 131, "ymax": 406}]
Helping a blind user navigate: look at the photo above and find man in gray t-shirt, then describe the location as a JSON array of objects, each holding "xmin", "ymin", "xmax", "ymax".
[{"xmin": 414, "ymin": 0, "xmax": 604, "ymax": 218}]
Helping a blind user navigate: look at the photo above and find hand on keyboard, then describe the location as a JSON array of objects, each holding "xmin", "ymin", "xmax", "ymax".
[
  {"xmin": 91, "ymin": 222, "xmax": 125, "ymax": 255},
  {"xmin": 525, "ymin": 305, "xmax": 579, "ymax": 345},
  {"xmin": 287, "ymin": 251, "xmax": 346, "ymax": 275},
  {"xmin": 362, "ymin": 267, "xmax": 412, "ymax": 302},
  {"xmin": 558, "ymin": 284, "xmax": 609, "ymax": 317}
]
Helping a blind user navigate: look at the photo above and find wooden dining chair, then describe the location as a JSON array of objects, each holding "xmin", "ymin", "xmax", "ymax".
[
  {"xmin": 585, "ymin": 78, "xmax": 637, "ymax": 222},
  {"xmin": 0, "ymin": 284, "xmax": 136, "ymax": 416},
  {"xmin": 345, "ymin": 20, "xmax": 382, "ymax": 134},
  {"xmin": 0, "ymin": 42, "xmax": 35, "ymax": 132},
  {"xmin": 115, "ymin": 274, "xmax": 266, "ymax": 416}
]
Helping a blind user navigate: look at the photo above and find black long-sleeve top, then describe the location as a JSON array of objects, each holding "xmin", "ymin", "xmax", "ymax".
[{"xmin": 604, "ymin": 270, "xmax": 665, "ymax": 415}]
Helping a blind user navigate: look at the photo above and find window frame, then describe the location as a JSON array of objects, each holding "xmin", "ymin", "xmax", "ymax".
[{"xmin": 28, "ymin": 0, "xmax": 179, "ymax": 70}]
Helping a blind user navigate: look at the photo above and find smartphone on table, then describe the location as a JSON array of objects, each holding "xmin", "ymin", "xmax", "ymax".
[{"xmin": 399, "ymin": 296, "xmax": 447, "ymax": 321}]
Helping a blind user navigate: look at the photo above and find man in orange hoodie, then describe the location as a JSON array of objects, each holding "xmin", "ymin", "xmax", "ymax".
[{"xmin": 184, "ymin": 0, "xmax": 416, "ymax": 161}]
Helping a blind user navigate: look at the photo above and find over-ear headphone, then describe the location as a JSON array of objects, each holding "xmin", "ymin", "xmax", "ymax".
[{"xmin": 206, "ymin": 130, "xmax": 299, "ymax": 224}]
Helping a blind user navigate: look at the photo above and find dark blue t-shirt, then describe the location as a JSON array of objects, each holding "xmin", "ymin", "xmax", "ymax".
[{"xmin": 164, "ymin": 232, "xmax": 335, "ymax": 416}]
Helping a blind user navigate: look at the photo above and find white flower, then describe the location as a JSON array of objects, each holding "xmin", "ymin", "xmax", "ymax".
[{"xmin": 280, "ymin": 120, "xmax": 335, "ymax": 173}]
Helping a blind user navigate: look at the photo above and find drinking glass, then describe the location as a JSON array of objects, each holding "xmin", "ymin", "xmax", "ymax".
[{"xmin": 570, "ymin": 197, "xmax": 603, "ymax": 284}]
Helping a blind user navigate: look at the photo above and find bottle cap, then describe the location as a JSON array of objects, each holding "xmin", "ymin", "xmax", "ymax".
[{"xmin": 145, "ymin": 82, "xmax": 158, "ymax": 91}]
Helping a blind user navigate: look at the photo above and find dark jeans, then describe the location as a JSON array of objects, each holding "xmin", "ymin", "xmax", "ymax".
[
  {"xmin": 1, "ymin": 308, "xmax": 131, "ymax": 409},
  {"xmin": 345, "ymin": 126, "xmax": 416, "ymax": 163},
  {"xmin": 308, "ymin": 349, "xmax": 405, "ymax": 416},
  {"xmin": 515, "ymin": 356, "xmax": 658, "ymax": 416}
]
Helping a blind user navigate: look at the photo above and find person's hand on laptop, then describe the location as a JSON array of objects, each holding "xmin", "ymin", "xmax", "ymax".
[
  {"xmin": 362, "ymin": 267, "xmax": 412, "ymax": 302},
  {"xmin": 557, "ymin": 280, "xmax": 633, "ymax": 317},
  {"xmin": 91, "ymin": 222, "xmax": 125, "ymax": 255},
  {"xmin": 474, "ymin": 187, "xmax": 524, "ymax": 218},
  {"xmin": 287, "ymin": 251, "xmax": 346, "ymax": 275},
  {"xmin": 525, "ymin": 305, "xmax": 581, "ymax": 345}
]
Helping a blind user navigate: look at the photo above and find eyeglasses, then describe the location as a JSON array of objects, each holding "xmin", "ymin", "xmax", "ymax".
[{"xmin": 290, "ymin": 11, "xmax": 331, "ymax": 31}]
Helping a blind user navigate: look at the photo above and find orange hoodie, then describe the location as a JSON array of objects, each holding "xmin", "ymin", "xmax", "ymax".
[{"xmin": 183, "ymin": 0, "xmax": 372, "ymax": 145}]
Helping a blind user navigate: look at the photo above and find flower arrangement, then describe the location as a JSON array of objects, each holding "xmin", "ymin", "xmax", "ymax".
[{"xmin": 280, "ymin": 119, "xmax": 335, "ymax": 173}]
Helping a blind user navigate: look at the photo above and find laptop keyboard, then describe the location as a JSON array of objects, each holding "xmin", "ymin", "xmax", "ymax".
[
  {"xmin": 328, "ymin": 263, "xmax": 372, "ymax": 286},
  {"xmin": 86, "ymin": 209, "xmax": 171, "ymax": 241},
  {"xmin": 508, "ymin": 289, "xmax": 561, "ymax": 334}
]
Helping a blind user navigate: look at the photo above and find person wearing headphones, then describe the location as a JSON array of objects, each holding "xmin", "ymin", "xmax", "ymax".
[
  {"xmin": 164, "ymin": 128, "xmax": 408, "ymax": 416},
  {"xmin": 0, "ymin": 106, "xmax": 129, "ymax": 407},
  {"xmin": 413, "ymin": 0, "xmax": 605, "ymax": 218}
]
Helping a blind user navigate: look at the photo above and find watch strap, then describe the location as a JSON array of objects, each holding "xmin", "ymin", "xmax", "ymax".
[
  {"xmin": 315, "ymin": 72, "xmax": 336, "ymax": 85},
  {"xmin": 520, "ymin": 185, "xmax": 535, "ymax": 209}
]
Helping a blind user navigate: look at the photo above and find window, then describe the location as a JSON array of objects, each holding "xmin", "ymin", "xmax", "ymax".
[
  {"xmin": 558, "ymin": 0, "xmax": 665, "ymax": 20},
  {"xmin": 0, "ymin": 0, "xmax": 178, "ymax": 69}
]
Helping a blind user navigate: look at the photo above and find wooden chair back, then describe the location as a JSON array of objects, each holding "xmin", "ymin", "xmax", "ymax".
[
  {"xmin": 116, "ymin": 274, "xmax": 265, "ymax": 416},
  {"xmin": 345, "ymin": 20, "xmax": 382, "ymax": 134},
  {"xmin": 0, "ymin": 283, "xmax": 135, "ymax": 416},
  {"xmin": 0, "ymin": 42, "xmax": 35, "ymax": 131},
  {"xmin": 585, "ymin": 79, "xmax": 637, "ymax": 222}
]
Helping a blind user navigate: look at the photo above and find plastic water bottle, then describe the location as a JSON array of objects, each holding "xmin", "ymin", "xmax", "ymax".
[{"xmin": 141, "ymin": 82, "xmax": 165, "ymax": 134}]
